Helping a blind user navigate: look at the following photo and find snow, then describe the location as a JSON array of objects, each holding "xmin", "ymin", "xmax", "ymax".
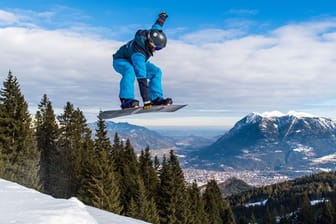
[
  {"xmin": 244, "ymin": 199, "xmax": 268, "ymax": 207},
  {"xmin": 292, "ymin": 145, "xmax": 313, "ymax": 153},
  {"xmin": 0, "ymin": 178, "xmax": 149, "ymax": 224},
  {"xmin": 311, "ymin": 153, "xmax": 336, "ymax": 164},
  {"xmin": 244, "ymin": 198, "xmax": 327, "ymax": 208},
  {"xmin": 311, "ymin": 198, "xmax": 328, "ymax": 206},
  {"xmin": 176, "ymin": 154, "xmax": 186, "ymax": 158},
  {"xmin": 246, "ymin": 112, "xmax": 260, "ymax": 124},
  {"xmin": 257, "ymin": 111, "xmax": 316, "ymax": 118},
  {"xmin": 261, "ymin": 111, "xmax": 285, "ymax": 117},
  {"xmin": 243, "ymin": 111, "xmax": 319, "ymax": 127},
  {"xmin": 317, "ymin": 117, "xmax": 336, "ymax": 129}
]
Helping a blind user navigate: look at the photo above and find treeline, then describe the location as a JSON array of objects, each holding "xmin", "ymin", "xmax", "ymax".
[
  {"xmin": 229, "ymin": 171, "xmax": 336, "ymax": 223},
  {"xmin": 0, "ymin": 71, "xmax": 236, "ymax": 224}
]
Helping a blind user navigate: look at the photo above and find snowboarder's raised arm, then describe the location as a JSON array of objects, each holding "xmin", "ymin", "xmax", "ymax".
[{"xmin": 152, "ymin": 12, "xmax": 168, "ymax": 30}]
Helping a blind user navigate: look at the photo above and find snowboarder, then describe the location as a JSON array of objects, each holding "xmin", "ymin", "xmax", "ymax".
[{"xmin": 112, "ymin": 12, "xmax": 172, "ymax": 110}]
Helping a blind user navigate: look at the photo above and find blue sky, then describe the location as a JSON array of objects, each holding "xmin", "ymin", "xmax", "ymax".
[
  {"xmin": 2, "ymin": 1, "xmax": 335, "ymax": 38},
  {"xmin": 1, "ymin": 1, "xmax": 336, "ymax": 128}
]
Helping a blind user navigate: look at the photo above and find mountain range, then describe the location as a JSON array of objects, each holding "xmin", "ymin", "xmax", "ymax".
[
  {"xmin": 88, "ymin": 121, "xmax": 216, "ymax": 152},
  {"xmin": 189, "ymin": 111, "xmax": 336, "ymax": 172},
  {"xmin": 89, "ymin": 121, "xmax": 175, "ymax": 151}
]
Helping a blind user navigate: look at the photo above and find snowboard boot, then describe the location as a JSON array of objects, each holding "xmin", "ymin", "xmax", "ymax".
[
  {"xmin": 151, "ymin": 97, "xmax": 173, "ymax": 106},
  {"xmin": 120, "ymin": 98, "xmax": 139, "ymax": 109}
]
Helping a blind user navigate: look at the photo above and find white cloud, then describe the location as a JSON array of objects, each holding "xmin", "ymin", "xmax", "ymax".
[
  {"xmin": 0, "ymin": 10, "xmax": 17, "ymax": 25},
  {"xmin": 1, "ymin": 9, "xmax": 336, "ymax": 126},
  {"xmin": 180, "ymin": 28, "xmax": 244, "ymax": 44},
  {"xmin": 0, "ymin": 26, "xmax": 121, "ymax": 118},
  {"xmin": 158, "ymin": 20, "xmax": 336, "ymax": 118}
]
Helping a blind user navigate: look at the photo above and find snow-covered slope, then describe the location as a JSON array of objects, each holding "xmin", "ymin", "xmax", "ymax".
[{"xmin": 0, "ymin": 178, "xmax": 148, "ymax": 224}]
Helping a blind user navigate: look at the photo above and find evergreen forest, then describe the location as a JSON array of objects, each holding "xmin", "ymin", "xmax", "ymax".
[
  {"xmin": 229, "ymin": 171, "xmax": 336, "ymax": 224},
  {"xmin": 0, "ymin": 71, "xmax": 235, "ymax": 224}
]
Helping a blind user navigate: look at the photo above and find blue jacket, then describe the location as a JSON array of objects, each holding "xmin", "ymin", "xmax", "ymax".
[{"xmin": 113, "ymin": 19, "xmax": 166, "ymax": 79}]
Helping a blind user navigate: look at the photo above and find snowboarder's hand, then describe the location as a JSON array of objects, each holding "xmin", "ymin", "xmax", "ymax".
[
  {"xmin": 143, "ymin": 102, "xmax": 152, "ymax": 110},
  {"xmin": 155, "ymin": 12, "xmax": 168, "ymax": 26},
  {"xmin": 159, "ymin": 12, "xmax": 168, "ymax": 19}
]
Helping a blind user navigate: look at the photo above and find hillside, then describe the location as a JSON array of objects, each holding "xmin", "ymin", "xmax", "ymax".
[
  {"xmin": 219, "ymin": 177, "xmax": 253, "ymax": 197},
  {"xmin": 0, "ymin": 178, "xmax": 148, "ymax": 224},
  {"xmin": 228, "ymin": 171, "xmax": 336, "ymax": 223},
  {"xmin": 199, "ymin": 177, "xmax": 253, "ymax": 197}
]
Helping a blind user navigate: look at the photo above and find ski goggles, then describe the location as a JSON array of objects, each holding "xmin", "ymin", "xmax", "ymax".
[
  {"xmin": 154, "ymin": 46, "xmax": 162, "ymax": 51},
  {"xmin": 148, "ymin": 40, "xmax": 162, "ymax": 51}
]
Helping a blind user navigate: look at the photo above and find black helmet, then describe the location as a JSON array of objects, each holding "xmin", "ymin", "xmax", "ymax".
[{"xmin": 148, "ymin": 29, "xmax": 167, "ymax": 50}]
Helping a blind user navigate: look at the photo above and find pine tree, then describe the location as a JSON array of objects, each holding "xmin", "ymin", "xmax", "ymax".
[
  {"xmin": 297, "ymin": 193, "xmax": 314, "ymax": 224},
  {"xmin": 187, "ymin": 181, "xmax": 208, "ymax": 224},
  {"xmin": 76, "ymin": 137, "xmax": 95, "ymax": 205},
  {"xmin": 279, "ymin": 216, "xmax": 290, "ymax": 224},
  {"xmin": 134, "ymin": 174, "xmax": 160, "ymax": 223},
  {"xmin": 78, "ymin": 116, "xmax": 122, "ymax": 213},
  {"xmin": 138, "ymin": 148, "xmax": 160, "ymax": 223},
  {"xmin": 222, "ymin": 200, "xmax": 236, "ymax": 224},
  {"xmin": 111, "ymin": 135, "xmax": 142, "ymax": 215},
  {"xmin": 128, "ymin": 197, "xmax": 139, "ymax": 218},
  {"xmin": 93, "ymin": 116, "xmax": 112, "ymax": 154},
  {"xmin": 82, "ymin": 149, "xmax": 122, "ymax": 213},
  {"xmin": 139, "ymin": 147, "xmax": 159, "ymax": 199},
  {"xmin": 237, "ymin": 216, "xmax": 250, "ymax": 224},
  {"xmin": 157, "ymin": 155, "xmax": 176, "ymax": 223},
  {"xmin": 110, "ymin": 133, "xmax": 124, "ymax": 209},
  {"xmin": 79, "ymin": 121, "xmax": 95, "ymax": 195},
  {"xmin": 57, "ymin": 102, "xmax": 90, "ymax": 197},
  {"xmin": 143, "ymin": 196, "xmax": 160, "ymax": 224},
  {"xmin": 71, "ymin": 108, "xmax": 91, "ymax": 195},
  {"xmin": 263, "ymin": 207, "xmax": 275, "ymax": 224},
  {"xmin": 203, "ymin": 179, "xmax": 224, "ymax": 224},
  {"xmin": 123, "ymin": 139, "xmax": 142, "ymax": 216},
  {"xmin": 154, "ymin": 155, "xmax": 160, "ymax": 171},
  {"xmin": 316, "ymin": 201, "xmax": 335, "ymax": 224},
  {"xmin": 250, "ymin": 213, "xmax": 257, "ymax": 224},
  {"xmin": 203, "ymin": 179, "xmax": 235, "ymax": 224},
  {"xmin": 168, "ymin": 150, "xmax": 189, "ymax": 224},
  {"xmin": 157, "ymin": 151, "xmax": 190, "ymax": 224},
  {"xmin": 0, "ymin": 71, "xmax": 40, "ymax": 189},
  {"xmin": 111, "ymin": 133, "xmax": 123, "ymax": 177},
  {"xmin": 35, "ymin": 94, "xmax": 59, "ymax": 194},
  {"xmin": 56, "ymin": 102, "xmax": 74, "ymax": 197}
]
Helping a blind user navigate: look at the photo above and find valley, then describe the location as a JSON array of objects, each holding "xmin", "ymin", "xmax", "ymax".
[{"xmin": 96, "ymin": 111, "xmax": 336, "ymax": 189}]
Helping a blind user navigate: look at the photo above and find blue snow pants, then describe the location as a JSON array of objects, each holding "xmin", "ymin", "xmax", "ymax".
[{"xmin": 113, "ymin": 59, "xmax": 163, "ymax": 101}]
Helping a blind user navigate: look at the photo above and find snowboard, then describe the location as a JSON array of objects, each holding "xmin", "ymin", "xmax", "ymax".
[{"xmin": 99, "ymin": 104, "xmax": 187, "ymax": 119}]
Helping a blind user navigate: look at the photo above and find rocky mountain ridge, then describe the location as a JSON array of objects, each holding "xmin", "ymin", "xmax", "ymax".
[{"xmin": 190, "ymin": 111, "xmax": 336, "ymax": 172}]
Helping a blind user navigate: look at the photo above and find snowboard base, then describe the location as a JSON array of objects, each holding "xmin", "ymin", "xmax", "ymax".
[{"xmin": 99, "ymin": 104, "xmax": 187, "ymax": 119}]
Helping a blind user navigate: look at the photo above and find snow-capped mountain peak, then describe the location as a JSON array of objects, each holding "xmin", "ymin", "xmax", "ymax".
[
  {"xmin": 194, "ymin": 111, "xmax": 336, "ymax": 171},
  {"xmin": 237, "ymin": 111, "xmax": 335, "ymax": 135},
  {"xmin": 251, "ymin": 111, "xmax": 316, "ymax": 119}
]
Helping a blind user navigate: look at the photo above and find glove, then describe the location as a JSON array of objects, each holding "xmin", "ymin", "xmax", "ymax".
[
  {"xmin": 143, "ymin": 101, "xmax": 152, "ymax": 110},
  {"xmin": 138, "ymin": 78, "xmax": 150, "ymax": 102},
  {"xmin": 159, "ymin": 12, "xmax": 168, "ymax": 19},
  {"xmin": 156, "ymin": 12, "xmax": 168, "ymax": 26}
]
